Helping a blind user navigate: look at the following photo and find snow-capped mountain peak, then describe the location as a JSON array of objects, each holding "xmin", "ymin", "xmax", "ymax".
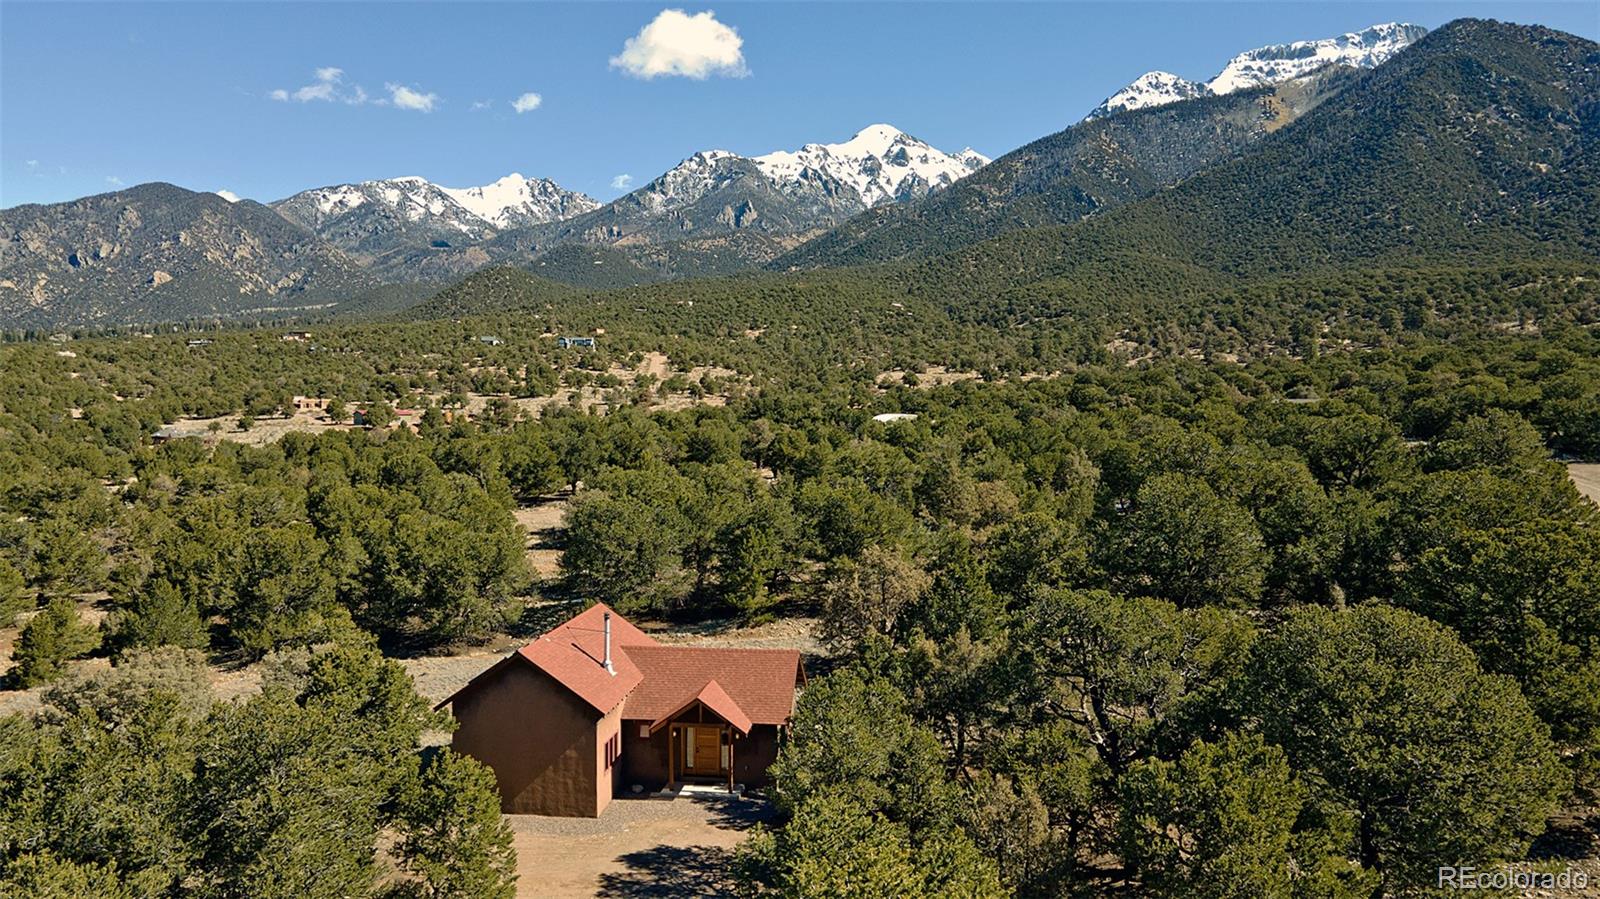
[
  {"xmin": 1086, "ymin": 22, "xmax": 1427, "ymax": 120},
  {"xmin": 440, "ymin": 174, "xmax": 600, "ymax": 228},
  {"xmin": 272, "ymin": 174, "xmax": 599, "ymax": 237},
  {"xmin": 626, "ymin": 124, "xmax": 989, "ymax": 220},
  {"xmin": 750, "ymin": 123, "xmax": 991, "ymax": 207},
  {"xmin": 1086, "ymin": 71, "xmax": 1211, "ymax": 120},
  {"xmin": 1206, "ymin": 22, "xmax": 1428, "ymax": 94}
]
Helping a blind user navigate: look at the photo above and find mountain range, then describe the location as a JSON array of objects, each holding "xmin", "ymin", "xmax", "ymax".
[
  {"xmin": 909, "ymin": 18, "xmax": 1598, "ymax": 329},
  {"xmin": 1086, "ymin": 21, "xmax": 1429, "ymax": 118},
  {"xmin": 402, "ymin": 17, "xmax": 1600, "ymax": 352},
  {"xmin": 1, "ymin": 18, "xmax": 1593, "ymax": 332},
  {"xmin": 775, "ymin": 65, "xmax": 1360, "ymax": 270},
  {"xmin": 275, "ymin": 125, "xmax": 985, "ymax": 284}
]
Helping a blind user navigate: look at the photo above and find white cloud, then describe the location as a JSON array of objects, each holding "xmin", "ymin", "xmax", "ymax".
[
  {"xmin": 215, "ymin": 189, "xmax": 242, "ymax": 203},
  {"xmin": 511, "ymin": 92, "xmax": 543, "ymax": 114},
  {"xmin": 470, "ymin": 99, "xmax": 493, "ymax": 111},
  {"xmin": 386, "ymin": 82, "xmax": 438, "ymax": 112},
  {"xmin": 272, "ymin": 67, "xmax": 369, "ymax": 105},
  {"xmin": 610, "ymin": 9, "xmax": 748, "ymax": 80},
  {"xmin": 610, "ymin": 174, "xmax": 634, "ymax": 190},
  {"xmin": 105, "ymin": 176, "xmax": 124, "ymax": 187},
  {"xmin": 26, "ymin": 160, "xmax": 39, "ymax": 170},
  {"xmin": 294, "ymin": 81, "xmax": 336, "ymax": 102},
  {"xmin": 293, "ymin": 67, "xmax": 340, "ymax": 102}
]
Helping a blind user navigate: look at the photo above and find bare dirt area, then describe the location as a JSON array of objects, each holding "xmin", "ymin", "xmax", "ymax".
[
  {"xmin": 161, "ymin": 410, "xmax": 360, "ymax": 446},
  {"xmin": 514, "ymin": 495, "xmax": 571, "ymax": 578},
  {"xmin": 161, "ymin": 352, "xmax": 744, "ymax": 448},
  {"xmin": 508, "ymin": 794, "xmax": 774, "ymax": 898},
  {"xmin": 645, "ymin": 615, "xmax": 824, "ymax": 658},
  {"xmin": 877, "ymin": 365, "xmax": 981, "ymax": 388},
  {"xmin": 1570, "ymin": 463, "xmax": 1600, "ymax": 506}
]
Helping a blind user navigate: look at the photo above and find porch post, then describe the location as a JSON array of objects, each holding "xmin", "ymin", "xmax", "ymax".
[
  {"xmin": 728, "ymin": 730, "xmax": 735, "ymax": 793},
  {"xmin": 668, "ymin": 725, "xmax": 675, "ymax": 787}
]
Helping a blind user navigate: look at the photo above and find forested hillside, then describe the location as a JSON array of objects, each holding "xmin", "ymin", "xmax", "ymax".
[{"xmin": 0, "ymin": 184, "xmax": 377, "ymax": 330}]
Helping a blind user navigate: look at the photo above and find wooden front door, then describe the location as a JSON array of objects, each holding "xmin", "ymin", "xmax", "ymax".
[{"xmin": 681, "ymin": 725, "xmax": 727, "ymax": 777}]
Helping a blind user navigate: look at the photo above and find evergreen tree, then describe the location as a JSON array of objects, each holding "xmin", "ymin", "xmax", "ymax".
[
  {"xmin": 1239, "ymin": 605, "xmax": 1568, "ymax": 890},
  {"xmin": 12, "ymin": 598, "xmax": 101, "ymax": 687},
  {"xmin": 1119, "ymin": 731, "xmax": 1375, "ymax": 899},
  {"xmin": 388, "ymin": 750, "xmax": 518, "ymax": 899},
  {"xmin": 106, "ymin": 577, "xmax": 209, "ymax": 653}
]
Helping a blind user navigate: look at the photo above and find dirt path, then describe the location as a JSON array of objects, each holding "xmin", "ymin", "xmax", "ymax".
[
  {"xmin": 640, "ymin": 351, "xmax": 672, "ymax": 381},
  {"xmin": 509, "ymin": 794, "xmax": 773, "ymax": 898},
  {"xmin": 1570, "ymin": 463, "xmax": 1600, "ymax": 506},
  {"xmin": 514, "ymin": 495, "xmax": 571, "ymax": 578}
]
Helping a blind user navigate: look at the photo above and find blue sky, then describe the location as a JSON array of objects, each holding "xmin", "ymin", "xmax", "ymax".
[{"xmin": 3, "ymin": 1, "xmax": 1595, "ymax": 208}]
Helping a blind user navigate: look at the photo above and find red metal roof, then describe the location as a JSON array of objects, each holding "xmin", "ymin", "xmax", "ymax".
[
  {"xmin": 436, "ymin": 605, "xmax": 803, "ymax": 726},
  {"xmin": 623, "ymin": 645, "xmax": 804, "ymax": 727}
]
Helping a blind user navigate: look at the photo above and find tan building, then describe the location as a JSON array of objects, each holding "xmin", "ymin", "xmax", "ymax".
[{"xmin": 436, "ymin": 604, "xmax": 805, "ymax": 817}]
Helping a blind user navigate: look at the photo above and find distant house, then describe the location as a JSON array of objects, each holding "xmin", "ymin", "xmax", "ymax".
[
  {"xmin": 557, "ymin": 336, "xmax": 597, "ymax": 349},
  {"xmin": 871, "ymin": 412, "xmax": 919, "ymax": 423},
  {"xmin": 435, "ymin": 604, "xmax": 805, "ymax": 817},
  {"xmin": 151, "ymin": 425, "xmax": 184, "ymax": 443},
  {"xmin": 477, "ymin": 336, "xmax": 504, "ymax": 346},
  {"xmin": 185, "ymin": 338, "xmax": 212, "ymax": 348},
  {"xmin": 292, "ymin": 395, "xmax": 328, "ymax": 413},
  {"xmin": 281, "ymin": 331, "xmax": 313, "ymax": 342}
]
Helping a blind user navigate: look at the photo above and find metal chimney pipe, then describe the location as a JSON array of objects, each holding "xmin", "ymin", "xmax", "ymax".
[{"xmin": 603, "ymin": 612, "xmax": 615, "ymax": 674}]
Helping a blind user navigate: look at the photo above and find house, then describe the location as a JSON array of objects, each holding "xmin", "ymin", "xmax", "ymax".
[
  {"xmin": 281, "ymin": 331, "xmax": 314, "ymax": 342},
  {"xmin": 556, "ymin": 336, "xmax": 597, "ymax": 349},
  {"xmin": 435, "ymin": 604, "xmax": 805, "ymax": 817},
  {"xmin": 477, "ymin": 335, "xmax": 503, "ymax": 346}
]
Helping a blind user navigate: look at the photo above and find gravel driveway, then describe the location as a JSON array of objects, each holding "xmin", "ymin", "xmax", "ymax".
[{"xmin": 508, "ymin": 793, "xmax": 775, "ymax": 898}]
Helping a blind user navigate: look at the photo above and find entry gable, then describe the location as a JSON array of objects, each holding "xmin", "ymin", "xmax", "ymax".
[
  {"xmin": 624, "ymin": 646, "xmax": 804, "ymax": 727},
  {"xmin": 647, "ymin": 679, "xmax": 755, "ymax": 735}
]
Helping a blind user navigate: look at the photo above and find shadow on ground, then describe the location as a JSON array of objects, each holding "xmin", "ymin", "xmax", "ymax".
[
  {"xmin": 596, "ymin": 797, "xmax": 777, "ymax": 898},
  {"xmin": 596, "ymin": 845, "xmax": 738, "ymax": 898}
]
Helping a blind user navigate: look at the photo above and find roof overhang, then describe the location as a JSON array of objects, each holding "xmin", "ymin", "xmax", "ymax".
[{"xmin": 646, "ymin": 679, "xmax": 754, "ymax": 735}]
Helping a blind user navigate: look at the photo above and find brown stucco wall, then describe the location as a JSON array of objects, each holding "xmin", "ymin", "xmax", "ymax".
[
  {"xmin": 594, "ymin": 701, "xmax": 624, "ymax": 816},
  {"xmin": 621, "ymin": 720, "xmax": 671, "ymax": 790},
  {"xmin": 450, "ymin": 661, "xmax": 603, "ymax": 816},
  {"xmin": 735, "ymin": 724, "xmax": 782, "ymax": 788}
]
